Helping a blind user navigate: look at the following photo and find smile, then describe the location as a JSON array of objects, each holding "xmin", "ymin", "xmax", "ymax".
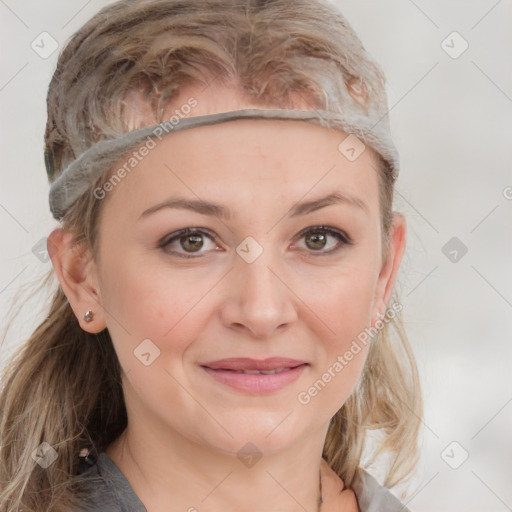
[
  {"xmin": 223, "ymin": 368, "xmax": 292, "ymax": 375},
  {"xmin": 200, "ymin": 357, "xmax": 308, "ymax": 394}
]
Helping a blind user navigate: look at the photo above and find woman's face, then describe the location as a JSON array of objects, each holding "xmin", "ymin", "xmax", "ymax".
[{"xmin": 74, "ymin": 85, "xmax": 404, "ymax": 457}]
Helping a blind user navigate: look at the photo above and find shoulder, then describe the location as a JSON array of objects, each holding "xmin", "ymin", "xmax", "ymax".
[
  {"xmin": 351, "ymin": 468, "xmax": 411, "ymax": 512},
  {"xmin": 74, "ymin": 452, "xmax": 147, "ymax": 512},
  {"xmin": 320, "ymin": 459, "xmax": 409, "ymax": 512},
  {"xmin": 76, "ymin": 452, "xmax": 408, "ymax": 512}
]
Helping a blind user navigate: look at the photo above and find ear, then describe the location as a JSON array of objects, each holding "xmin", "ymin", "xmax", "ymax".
[
  {"xmin": 372, "ymin": 213, "xmax": 406, "ymax": 320},
  {"xmin": 47, "ymin": 228, "xmax": 107, "ymax": 333}
]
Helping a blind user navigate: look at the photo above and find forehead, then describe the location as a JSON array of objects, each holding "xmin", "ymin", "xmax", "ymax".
[
  {"xmin": 101, "ymin": 118, "xmax": 381, "ymax": 221},
  {"xmin": 113, "ymin": 82, "xmax": 382, "ymax": 216}
]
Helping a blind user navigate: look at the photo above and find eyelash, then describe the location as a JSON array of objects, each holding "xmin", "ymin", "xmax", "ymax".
[{"xmin": 158, "ymin": 226, "xmax": 353, "ymax": 259}]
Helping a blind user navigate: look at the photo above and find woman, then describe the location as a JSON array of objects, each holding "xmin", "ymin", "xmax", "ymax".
[{"xmin": 0, "ymin": 1, "xmax": 422, "ymax": 510}]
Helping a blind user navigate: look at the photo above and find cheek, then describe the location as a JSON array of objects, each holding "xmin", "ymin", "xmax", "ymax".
[
  {"xmin": 327, "ymin": 277, "xmax": 372, "ymax": 323},
  {"xmin": 97, "ymin": 253, "xmax": 215, "ymax": 370},
  {"xmin": 297, "ymin": 262, "xmax": 378, "ymax": 415},
  {"xmin": 306, "ymin": 260, "xmax": 378, "ymax": 346}
]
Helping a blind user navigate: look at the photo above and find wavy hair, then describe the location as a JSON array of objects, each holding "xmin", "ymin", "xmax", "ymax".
[{"xmin": 0, "ymin": 1, "xmax": 422, "ymax": 510}]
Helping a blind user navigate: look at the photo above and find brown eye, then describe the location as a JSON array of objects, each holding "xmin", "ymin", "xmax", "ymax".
[
  {"xmin": 294, "ymin": 226, "xmax": 352, "ymax": 255},
  {"xmin": 159, "ymin": 228, "xmax": 218, "ymax": 258},
  {"xmin": 180, "ymin": 233, "xmax": 204, "ymax": 252},
  {"xmin": 304, "ymin": 231, "xmax": 328, "ymax": 250}
]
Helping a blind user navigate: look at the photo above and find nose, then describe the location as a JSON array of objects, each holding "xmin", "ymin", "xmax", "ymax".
[{"xmin": 219, "ymin": 251, "xmax": 299, "ymax": 339}]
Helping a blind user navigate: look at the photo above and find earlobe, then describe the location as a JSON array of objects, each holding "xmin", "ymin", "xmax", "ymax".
[
  {"xmin": 47, "ymin": 228, "xmax": 107, "ymax": 333},
  {"xmin": 373, "ymin": 213, "xmax": 406, "ymax": 319}
]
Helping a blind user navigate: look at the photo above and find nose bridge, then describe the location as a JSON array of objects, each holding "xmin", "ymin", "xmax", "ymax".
[{"xmin": 221, "ymin": 236, "xmax": 298, "ymax": 337}]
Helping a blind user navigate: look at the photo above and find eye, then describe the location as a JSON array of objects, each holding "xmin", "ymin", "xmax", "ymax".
[
  {"xmin": 291, "ymin": 226, "xmax": 353, "ymax": 256},
  {"xmin": 158, "ymin": 228, "xmax": 220, "ymax": 259},
  {"xmin": 158, "ymin": 225, "xmax": 352, "ymax": 260}
]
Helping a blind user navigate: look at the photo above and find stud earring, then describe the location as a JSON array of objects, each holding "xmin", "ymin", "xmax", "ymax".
[
  {"xmin": 376, "ymin": 312, "xmax": 384, "ymax": 319},
  {"xmin": 84, "ymin": 310, "xmax": 94, "ymax": 323}
]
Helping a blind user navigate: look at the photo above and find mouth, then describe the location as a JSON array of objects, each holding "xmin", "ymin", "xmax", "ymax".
[{"xmin": 199, "ymin": 357, "xmax": 308, "ymax": 394}]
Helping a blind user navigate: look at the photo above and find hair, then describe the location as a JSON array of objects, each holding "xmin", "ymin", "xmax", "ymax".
[{"xmin": 0, "ymin": 1, "xmax": 422, "ymax": 510}]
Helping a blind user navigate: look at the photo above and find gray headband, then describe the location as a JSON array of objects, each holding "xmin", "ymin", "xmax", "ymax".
[{"xmin": 48, "ymin": 108, "xmax": 399, "ymax": 220}]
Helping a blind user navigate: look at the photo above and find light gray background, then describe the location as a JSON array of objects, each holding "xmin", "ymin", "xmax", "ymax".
[{"xmin": 1, "ymin": 1, "xmax": 511, "ymax": 510}]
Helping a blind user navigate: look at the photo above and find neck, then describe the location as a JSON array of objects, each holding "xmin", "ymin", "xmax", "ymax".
[{"xmin": 106, "ymin": 419, "xmax": 327, "ymax": 512}]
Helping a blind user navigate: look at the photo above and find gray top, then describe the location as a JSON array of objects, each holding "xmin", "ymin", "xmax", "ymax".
[{"xmin": 76, "ymin": 452, "xmax": 410, "ymax": 511}]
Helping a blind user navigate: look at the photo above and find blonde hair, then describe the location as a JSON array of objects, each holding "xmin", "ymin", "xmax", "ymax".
[{"xmin": 0, "ymin": 1, "xmax": 422, "ymax": 510}]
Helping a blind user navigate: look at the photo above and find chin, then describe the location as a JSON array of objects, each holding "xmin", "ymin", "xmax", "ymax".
[{"xmin": 201, "ymin": 409, "xmax": 319, "ymax": 457}]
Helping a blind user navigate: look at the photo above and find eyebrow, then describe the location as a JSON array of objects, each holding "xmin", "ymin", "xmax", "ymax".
[{"xmin": 138, "ymin": 191, "xmax": 367, "ymax": 221}]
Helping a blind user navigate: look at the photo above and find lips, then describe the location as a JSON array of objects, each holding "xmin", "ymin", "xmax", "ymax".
[
  {"xmin": 200, "ymin": 357, "xmax": 308, "ymax": 394},
  {"xmin": 200, "ymin": 357, "xmax": 306, "ymax": 372},
  {"xmin": 222, "ymin": 367, "xmax": 290, "ymax": 375}
]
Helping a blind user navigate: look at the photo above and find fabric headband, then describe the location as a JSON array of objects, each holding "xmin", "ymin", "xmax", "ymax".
[{"xmin": 48, "ymin": 108, "xmax": 399, "ymax": 220}]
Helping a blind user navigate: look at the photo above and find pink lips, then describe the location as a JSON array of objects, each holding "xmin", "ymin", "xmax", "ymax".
[{"xmin": 200, "ymin": 357, "xmax": 308, "ymax": 394}]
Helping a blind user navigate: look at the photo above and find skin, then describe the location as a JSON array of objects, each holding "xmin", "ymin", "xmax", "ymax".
[{"xmin": 49, "ymin": 81, "xmax": 406, "ymax": 512}]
